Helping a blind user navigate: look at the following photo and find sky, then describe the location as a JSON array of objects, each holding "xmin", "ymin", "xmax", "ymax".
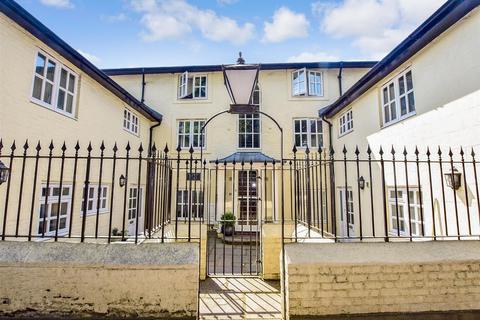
[{"xmin": 16, "ymin": 0, "xmax": 448, "ymax": 69}]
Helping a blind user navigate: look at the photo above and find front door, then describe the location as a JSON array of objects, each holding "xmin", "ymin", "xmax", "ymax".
[
  {"xmin": 339, "ymin": 189, "xmax": 354, "ymax": 239},
  {"xmin": 127, "ymin": 187, "xmax": 142, "ymax": 236},
  {"xmin": 238, "ymin": 170, "xmax": 258, "ymax": 229}
]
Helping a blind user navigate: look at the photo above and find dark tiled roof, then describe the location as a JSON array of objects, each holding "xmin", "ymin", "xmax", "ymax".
[
  {"xmin": 103, "ymin": 61, "xmax": 377, "ymax": 76},
  {"xmin": 0, "ymin": 0, "xmax": 162, "ymax": 122},
  {"xmin": 320, "ymin": 0, "xmax": 480, "ymax": 118}
]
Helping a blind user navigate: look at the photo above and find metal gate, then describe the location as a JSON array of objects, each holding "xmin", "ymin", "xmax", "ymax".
[{"xmin": 206, "ymin": 164, "xmax": 262, "ymax": 276}]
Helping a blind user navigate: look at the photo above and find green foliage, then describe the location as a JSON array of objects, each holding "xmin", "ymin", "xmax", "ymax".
[{"xmin": 220, "ymin": 212, "xmax": 236, "ymax": 227}]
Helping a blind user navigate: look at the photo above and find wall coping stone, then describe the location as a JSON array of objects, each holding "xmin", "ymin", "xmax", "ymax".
[
  {"xmin": 285, "ymin": 241, "xmax": 480, "ymax": 265},
  {"xmin": 0, "ymin": 241, "xmax": 198, "ymax": 268}
]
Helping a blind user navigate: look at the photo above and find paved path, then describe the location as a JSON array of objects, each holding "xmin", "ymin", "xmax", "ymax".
[{"xmin": 199, "ymin": 277, "xmax": 282, "ymax": 320}]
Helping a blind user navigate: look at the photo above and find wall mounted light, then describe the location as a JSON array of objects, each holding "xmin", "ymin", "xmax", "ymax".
[
  {"xmin": 0, "ymin": 161, "xmax": 9, "ymax": 185},
  {"xmin": 444, "ymin": 167, "xmax": 462, "ymax": 190},
  {"xmin": 119, "ymin": 174, "xmax": 127, "ymax": 188},
  {"xmin": 358, "ymin": 176, "xmax": 365, "ymax": 190}
]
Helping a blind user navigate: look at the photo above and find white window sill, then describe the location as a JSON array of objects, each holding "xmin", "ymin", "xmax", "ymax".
[
  {"xmin": 123, "ymin": 127, "xmax": 140, "ymax": 137},
  {"xmin": 381, "ymin": 111, "xmax": 416, "ymax": 129},
  {"xmin": 30, "ymin": 98, "xmax": 77, "ymax": 120},
  {"xmin": 338, "ymin": 129, "xmax": 353, "ymax": 138},
  {"xmin": 175, "ymin": 98, "xmax": 211, "ymax": 104},
  {"xmin": 81, "ymin": 210, "xmax": 109, "ymax": 217}
]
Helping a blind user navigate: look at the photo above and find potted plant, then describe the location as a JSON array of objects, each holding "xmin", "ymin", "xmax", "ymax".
[{"xmin": 220, "ymin": 212, "xmax": 236, "ymax": 236}]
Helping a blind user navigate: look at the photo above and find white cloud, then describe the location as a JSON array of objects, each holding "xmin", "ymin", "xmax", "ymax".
[
  {"xmin": 217, "ymin": 0, "xmax": 238, "ymax": 5},
  {"xmin": 131, "ymin": 0, "xmax": 255, "ymax": 45},
  {"xmin": 317, "ymin": 0, "xmax": 447, "ymax": 59},
  {"xmin": 263, "ymin": 7, "xmax": 309, "ymax": 43},
  {"xmin": 287, "ymin": 51, "xmax": 339, "ymax": 63},
  {"xmin": 101, "ymin": 13, "xmax": 129, "ymax": 23},
  {"xmin": 40, "ymin": 0, "xmax": 73, "ymax": 9},
  {"xmin": 77, "ymin": 50, "xmax": 101, "ymax": 65}
]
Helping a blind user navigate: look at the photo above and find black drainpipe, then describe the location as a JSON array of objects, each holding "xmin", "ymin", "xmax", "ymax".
[
  {"xmin": 141, "ymin": 68, "xmax": 146, "ymax": 104},
  {"xmin": 337, "ymin": 61, "xmax": 344, "ymax": 96}
]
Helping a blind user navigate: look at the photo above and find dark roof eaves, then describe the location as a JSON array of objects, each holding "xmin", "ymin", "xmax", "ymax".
[
  {"xmin": 320, "ymin": 0, "xmax": 480, "ymax": 118},
  {"xmin": 0, "ymin": 0, "xmax": 162, "ymax": 122},
  {"xmin": 103, "ymin": 61, "xmax": 378, "ymax": 76}
]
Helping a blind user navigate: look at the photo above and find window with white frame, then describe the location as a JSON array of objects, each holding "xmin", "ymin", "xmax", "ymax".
[
  {"xmin": 176, "ymin": 190, "xmax": 204, "ymax": 219},
  {"xmin": 388, "ymin": 188, "xmax": 423, "ymax": 236},
  {"xmin": 382, "ymin": 69, "xmax": 415, "ymax": 125},
  {"xmin": 38, "ymin": 185, "xmax": 72, "ymax": 236},
  {"xmin": 292, "ymin": 68, "xmax": 323, "ymax": 97},
  {"xmin": 81, "ymin": 185, "xmax": 108, "ymax": 215},
  {"xmin": 339, "ymin": 109, "xmax": 353, "ymax": 136},
  {"xmin": 293, "ymin": 118, "xmax": 323, "ymax": 148},
  {"xmin": 128, "ymin": 187, "xmax": 142, "ymax": 220},
  {"xmin": 239, "ymin": 114, "xmax": 260, "ymax": 149},
  {"xmin": 178, "ymin": 72, "xmax": 207, "ymax": 99},
  {"xmin": 31, "ymin": 51, "xmax": 77, "ymax": 117},
  {"xmin": 124, "ymin": 109, "xmax": 139, "ymax": 135},
  {"xmin": 178, "ymin": 120, "xmax": 205, "ymax": 149}
]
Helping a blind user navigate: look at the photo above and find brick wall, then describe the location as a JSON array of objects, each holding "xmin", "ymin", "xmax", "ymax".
[
  {"xmin": 0, "ymin": 242, "xmax": 198, "ymax": 319},
  {"xmin": 284, "ymin": 241, "xmax": 480, "ymax": 318}
]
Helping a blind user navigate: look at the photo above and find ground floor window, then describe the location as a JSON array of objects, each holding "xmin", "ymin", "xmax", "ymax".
[
  {"xmin": 81, "ymin": 184, "xmax": 108, "ymax": 215},
  {"xmin": 38, "ymin": 184, "xmax": 72, "ymax": 236},
  {"xmin": 177, "ymin": 190, "xmax": 204, "ymax": 219},
  {"xmin": 388, "ymin": 188, "xmax": 423, "ymax": 236},
  {"xmin": 339, "ymin": 188, "xmax": 354, "ymax": 237},
  {"xmin": 128, "ymin": 187, "xmax": 142, "ymax": 220}
]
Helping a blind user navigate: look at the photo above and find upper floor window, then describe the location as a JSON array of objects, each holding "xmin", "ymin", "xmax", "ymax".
[
  {"xmin": 294, "ymin": 118, "xmax": 323, "ymax": 148},
  {"xmin": 239, "ymin": 114, "xmax": 260, "ymax": 149},
  {"xmin": 238, "ymin": 84, "xmax": 261, "ymax": 149},
  {"xmin": 339, "ymin": 109, "xmax": 353, "ymax": 136},
  {"xmin": 382, "ymin": 69, "xmax": 415, "ymax": 125},
  {"xmin": 124, "ymin": 109, "xmax": 139, "ymax": 135},
  {"xmin": 178, "ymin": 72, "xmax": 207, "ymax": 99},
  {"xmin": 31, "ymin": 51, "xmax": 77, "ymax": 117},
  {"xmin": 178, "ymin": 120, "xmax": 206, "ymax": 149},
  {"xmin": 292, "ymin": 69, "xmax": 323, "ymax": 97}
]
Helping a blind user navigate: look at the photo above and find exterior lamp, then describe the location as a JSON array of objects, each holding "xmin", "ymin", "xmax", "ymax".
[
  {"xmin": 358, "ymin": 176, "xmax": 365, "ymax": 190},
  {"xmin": 223, "ymin": 52, "xmax": 260, "ymax": 114},
  {"xmin": 0, "ymin": 161, "xmax": 9, "ymax": 185},
  {"xmin": 119, "ymin": 174, "xmax": 126, "ymax": 188},
  {"xmin": 444, "ymin": 167, "xmax": 462, "ymax": 190}
]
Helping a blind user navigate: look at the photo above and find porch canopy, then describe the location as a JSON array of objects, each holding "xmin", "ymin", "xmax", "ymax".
[{"xmin": 212, "ymin": 152, "xmax": 277, "ymax": 164}]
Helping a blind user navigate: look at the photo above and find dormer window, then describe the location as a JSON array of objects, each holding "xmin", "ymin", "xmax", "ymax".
[
  {"xmin": 292, "ymin": 68, "xmax": 323, "ymax": 97},
  {"xmin": 178, "ymin": 72, "xmax": 207, "ymax": 99}
]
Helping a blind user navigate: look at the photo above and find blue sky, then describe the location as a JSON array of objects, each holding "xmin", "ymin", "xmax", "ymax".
[{"xmin": 16, "ymin": 0, "xmax": 447, "ymax": 68}]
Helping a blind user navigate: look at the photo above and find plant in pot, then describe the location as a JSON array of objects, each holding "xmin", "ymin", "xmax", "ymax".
[{"xmin": 220, "ymin": 212, "xmax": 236, "ymax": 236}]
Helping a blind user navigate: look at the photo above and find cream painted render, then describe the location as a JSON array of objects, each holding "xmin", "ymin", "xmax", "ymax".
[
  {"xmin": 0, "ymin": 12, "xmax": 157, "ymax": 240},
  {"xmin": 324, "ymin": 7, "xmax": 480, "ymax": 240}
]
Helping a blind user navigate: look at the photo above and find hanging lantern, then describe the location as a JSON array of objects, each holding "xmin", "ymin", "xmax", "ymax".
[{"xmin": 223, "ymin": 52, "xmax": 259, "ymax": 114}]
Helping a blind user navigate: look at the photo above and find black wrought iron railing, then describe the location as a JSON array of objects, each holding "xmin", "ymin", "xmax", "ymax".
[
  {"xmin": 288, "ymin": 145, "xmax": 480, "ymax": 242},
  {"xmin": 1, "ymin": 138, "xmax": 479, "ymax": 245},
  {"xmin": 0, "ymin": 139, "xmax": 177, "ymax": 243}
]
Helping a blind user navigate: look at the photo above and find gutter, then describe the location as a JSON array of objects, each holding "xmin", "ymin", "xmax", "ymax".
[
  {"xmin": 319, "ymin": 0, "xmax": 479, "ymax": 119},
  {"xmin": 149, "ymin": 122, "xmax": 161, "ymax": 155}
]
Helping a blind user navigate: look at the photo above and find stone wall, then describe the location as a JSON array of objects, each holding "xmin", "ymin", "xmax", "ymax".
[
  {"xmin": 0, "ymin": 241, "xmax": 198, "ymax": 318},
  {"xmin": 284, "ymin": 241, "xmax": 480, "ymax": 319}
]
